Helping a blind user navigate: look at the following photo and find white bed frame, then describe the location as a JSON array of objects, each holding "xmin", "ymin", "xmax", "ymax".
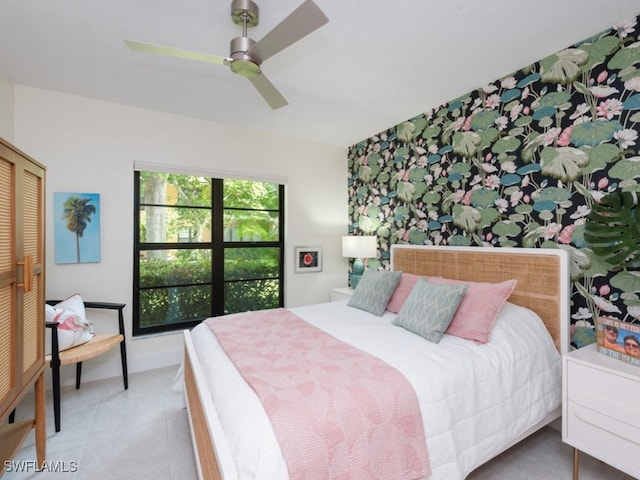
[{"xmin": 183, "ymin": 245, "xmax": 570, "ymax": 480}]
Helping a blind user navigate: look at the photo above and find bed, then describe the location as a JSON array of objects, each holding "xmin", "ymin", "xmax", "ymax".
[{"xmin": 182, "ymin": 245, "xmax": 570, "ymax": 480}]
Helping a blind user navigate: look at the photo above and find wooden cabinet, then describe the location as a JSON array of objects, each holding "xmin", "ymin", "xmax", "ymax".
[
  {"xmin": 0, "ymin": 137, "xmax": 46, "ymax": 474},
  {"xmin": 562, "ymin": 343, "xmax": 640, "ymax": 479}
]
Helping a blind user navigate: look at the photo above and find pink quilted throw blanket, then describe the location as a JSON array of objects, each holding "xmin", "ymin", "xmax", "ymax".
[{"xmin": 206, "ymin": 308, "xmax": 430, "ymax": 480}]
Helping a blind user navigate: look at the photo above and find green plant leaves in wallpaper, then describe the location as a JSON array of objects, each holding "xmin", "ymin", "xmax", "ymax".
[
  {"xmin": 542, "ymin": 48, "xmax": 590, "ymax": 85},
  {"xmin": 611, "ymin": 271, "xmax": 640, "ymax": 297},
  {"xmin": 608, "ymin": 43, "xmax": 640, "ymax": 70},
  {"xmin": 572, "ymin": 120, "xmax": 623, "ymax": 147},
  {"xmin": 347, "ymin": 14, "xmax": 640, "ymax": 327},
  {"xmin": 492, "ymin": 220, "xmax": 522, "ymax": 242},
  {"xmin": 491, "ymin": 135, "xmax": 521, "ymax": 155},
  {"xmin": 610, "ymin": 157, "xmax": 640, "ymax": 183},
  {"xmin": 582, "ymin": 143, "xmax": 622, "ymax": 174},
  {"xmin": 580, "ymin": 34, "xmax": 621, "ymax": 72},
  {"xmin": 470, "ymin": 189, "xmax": 498, "ymax": 208},
  {"xmin": 452, "ymin": 131, "xmax": 481, "ymax": 157},
  {"xmin": 540, "ymin": 147, "xmax": 590, "ymax": 182},
  {"xmin": 623, "ymin": 93, "xmax": 640, "ymax": 110}
]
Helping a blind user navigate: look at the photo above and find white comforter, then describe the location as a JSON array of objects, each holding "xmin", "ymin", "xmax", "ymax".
[{"xmin": 189, "ymin": 300, "xmax": 561, "ymax": 480}]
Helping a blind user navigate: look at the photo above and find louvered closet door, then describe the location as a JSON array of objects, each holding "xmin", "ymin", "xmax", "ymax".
[
  {"xmin": 0, "ymin": 153, "xmax": 16, "ymax": 415},
  {"xmin": 19, "ymin": 159, "xmax": 45, "ymax": 380}
]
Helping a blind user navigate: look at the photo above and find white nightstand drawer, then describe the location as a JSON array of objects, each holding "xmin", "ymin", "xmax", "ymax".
[
  {"xmin": 566, "ymin": 400, "xmax": 640, "ymax": 477},
  {"xmin": 566, "ymin": 357, "xmax": 640, "ymax": 444},
  {"xmin": 567, "ymin": 360, "xmax": 640, "ymax": 408},
  {"xmin": 570, "ymin": 400, "xmax": 640, "ymax": 445}
]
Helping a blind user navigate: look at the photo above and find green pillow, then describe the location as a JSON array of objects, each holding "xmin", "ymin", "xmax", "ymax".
[
  {"xmin": 392, "ymin": 278, "xmax": 467, "ymax": 343},
  {"xmin": 347, "ymin": 269, "xmax": 402, "ymax": 316}
]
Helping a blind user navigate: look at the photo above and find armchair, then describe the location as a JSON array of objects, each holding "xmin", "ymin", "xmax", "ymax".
[{"xmin": 45, "ymin": 301, "xmax": 128, "ymax": 432}]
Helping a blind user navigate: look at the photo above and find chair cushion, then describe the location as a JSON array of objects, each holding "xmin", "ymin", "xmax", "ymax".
[{"xmin": 45, "ymin": 294, "xmax": 94, "ymax": 355}]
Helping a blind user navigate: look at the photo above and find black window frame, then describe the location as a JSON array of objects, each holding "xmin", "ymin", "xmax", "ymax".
[{"xmin": 133, "ymin": 172, "xmax": 285, "ymax": 336}]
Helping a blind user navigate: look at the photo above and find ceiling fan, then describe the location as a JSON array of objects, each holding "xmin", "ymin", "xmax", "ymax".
[{"xmin": 125, "ymin": 0, "xmax": 328, "ymax": 110}]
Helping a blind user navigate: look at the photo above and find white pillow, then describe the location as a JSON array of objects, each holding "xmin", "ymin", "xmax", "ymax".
[{"xmin": 45, "ymin": 294, "xmax": 94, "ymax": 355}]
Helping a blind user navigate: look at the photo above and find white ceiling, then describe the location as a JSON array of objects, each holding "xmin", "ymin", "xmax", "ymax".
[{"xmin": 1, "ymin": 1, "xmax": 639, "ymax": 148}]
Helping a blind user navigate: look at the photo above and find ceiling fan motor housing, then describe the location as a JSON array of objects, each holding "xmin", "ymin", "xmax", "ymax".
[
  {"xmin": 229, "ymin": 36, "xmax": 262, "ymax": 77},
  {"xmin": 231, "ymin": 0, "xmax": 259, "ymax": 28}
]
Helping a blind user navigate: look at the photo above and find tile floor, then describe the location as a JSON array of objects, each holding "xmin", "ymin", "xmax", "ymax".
[
  {"xmin": 4, "ymin": 365, "xmax": 635, "ymax": 480},
  {"xmin": 5, "ymin": 366, "xmax": 195, "ymax": 480}
]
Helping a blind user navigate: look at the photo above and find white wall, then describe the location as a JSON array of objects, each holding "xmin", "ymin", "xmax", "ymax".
[
  {"xmin": 13, "ymin": 85, "xmax": 348, "ymax": 386},
  {"xmin": 0, "ymin": 71, "xmax": 14, "ymax": 142}
]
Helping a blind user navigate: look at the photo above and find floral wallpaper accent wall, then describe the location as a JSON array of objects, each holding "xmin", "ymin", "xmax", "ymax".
[{"xmin": 347, "ymin": 15, "xmax": 640, "ymax": 329}]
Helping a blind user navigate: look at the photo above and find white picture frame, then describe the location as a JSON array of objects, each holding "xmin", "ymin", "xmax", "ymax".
[{"xmin": 294, "ymin": 246, "xmax": 322, "ymax": 273}]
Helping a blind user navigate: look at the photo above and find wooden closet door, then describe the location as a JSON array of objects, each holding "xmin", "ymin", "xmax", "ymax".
[
  {"xmin": 18, "ymin": 158, "xmax": 45, "ymax": 382},
  {"xmin": 0, "ymin": 154, "xmax": 15, "ymax": 417}
]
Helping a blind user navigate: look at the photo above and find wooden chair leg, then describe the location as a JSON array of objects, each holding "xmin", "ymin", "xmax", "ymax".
[
  {"xmin": 75, "ymin": 361, "xmax": 82, "ymax": 390},
  {"xmin": 34, "ymin": 372, "xmax": 46, "ymax": 466}
]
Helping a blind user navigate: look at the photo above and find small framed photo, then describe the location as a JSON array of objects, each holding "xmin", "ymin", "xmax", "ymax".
[
  {"xmin": 294, "ymin": 246, "xmax": 322, "ymax": 273},
  {"xmin": 597, "ymin": 316, "xmax": 640, "ymax": 367}
]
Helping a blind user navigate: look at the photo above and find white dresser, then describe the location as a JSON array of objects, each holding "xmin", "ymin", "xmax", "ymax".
[{"xmin": 562, "ymin": 343, "xmax": 640, "ymax": 479}]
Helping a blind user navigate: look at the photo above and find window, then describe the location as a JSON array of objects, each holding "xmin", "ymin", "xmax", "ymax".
[{"xmin": 133, "ymin": 171, "xmax": 284, "ymax": 336}]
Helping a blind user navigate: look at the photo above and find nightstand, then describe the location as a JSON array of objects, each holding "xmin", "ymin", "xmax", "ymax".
[
  {"xmin": 331, "ymin": 287, "xmax": 354, "ymax": 302},
  {"xmin": 562, "ymin": 343, "xmax": 640, "ymax": 479}
]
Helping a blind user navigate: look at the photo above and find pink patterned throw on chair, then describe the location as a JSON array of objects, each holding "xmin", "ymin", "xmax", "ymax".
[{"xmin": 206, "ymin": 308, "xmax": 430, "ymax": 480}]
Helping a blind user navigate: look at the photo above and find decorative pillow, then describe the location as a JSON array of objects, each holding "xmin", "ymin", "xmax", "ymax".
[
  {"xmin": 45, "ymin": 294, "xmax": 93, "ymax": 355},
  {"xmin": 347, "ymin": 269, "xmax": 402, "ymax": 316},
  {"xmin": 386, "ymin": 273, "xmax": 422, "ymax": 313},
  {"xmin": 392, "ymin": 278, "xmax": 467, "ymax": 343},
  {"xmin": 430, "ymin": 277, "xmax": 517, "ymax": 344}
]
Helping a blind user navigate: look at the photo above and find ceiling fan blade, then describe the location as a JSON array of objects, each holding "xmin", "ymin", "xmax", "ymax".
[
  {"xmin": 125, "ymin": 40, "xmax": 227, "ymax": 65},
  {"xmin": 248, "ymin": 74, "xmax": 288, "ymax": 109},
  {"xmin": 251, "ymin": 0, "xmax": 328, "ymax": 62}
]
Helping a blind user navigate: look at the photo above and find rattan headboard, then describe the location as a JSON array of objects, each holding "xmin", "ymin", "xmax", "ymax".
[{"xmin": 390, "ymin": 245, "xmax": 570, "ymax": 354}]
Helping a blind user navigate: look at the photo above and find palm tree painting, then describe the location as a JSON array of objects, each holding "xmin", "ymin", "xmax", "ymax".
[{"xmin": 54, "ymin": 192, "xmax": 101, "ymax": 264}]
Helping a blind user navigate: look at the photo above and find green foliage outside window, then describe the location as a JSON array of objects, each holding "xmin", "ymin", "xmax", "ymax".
[{"xmin": 135, "ymin": 172, "xmax": 283, "ymax": 334}]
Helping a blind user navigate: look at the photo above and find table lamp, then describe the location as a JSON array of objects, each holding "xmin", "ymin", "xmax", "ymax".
[{"xmin": 341, "ymin": 235, "xmax": 377, "ymax": 289}]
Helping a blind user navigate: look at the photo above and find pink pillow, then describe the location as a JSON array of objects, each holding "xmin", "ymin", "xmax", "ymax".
[
  {"xmin": 386, "ymin": 273, "xmax": 422, "ymax": 313},
  {"xmin": 429, "ymin": 277, "xmax": 517, "ymax": 343}
]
